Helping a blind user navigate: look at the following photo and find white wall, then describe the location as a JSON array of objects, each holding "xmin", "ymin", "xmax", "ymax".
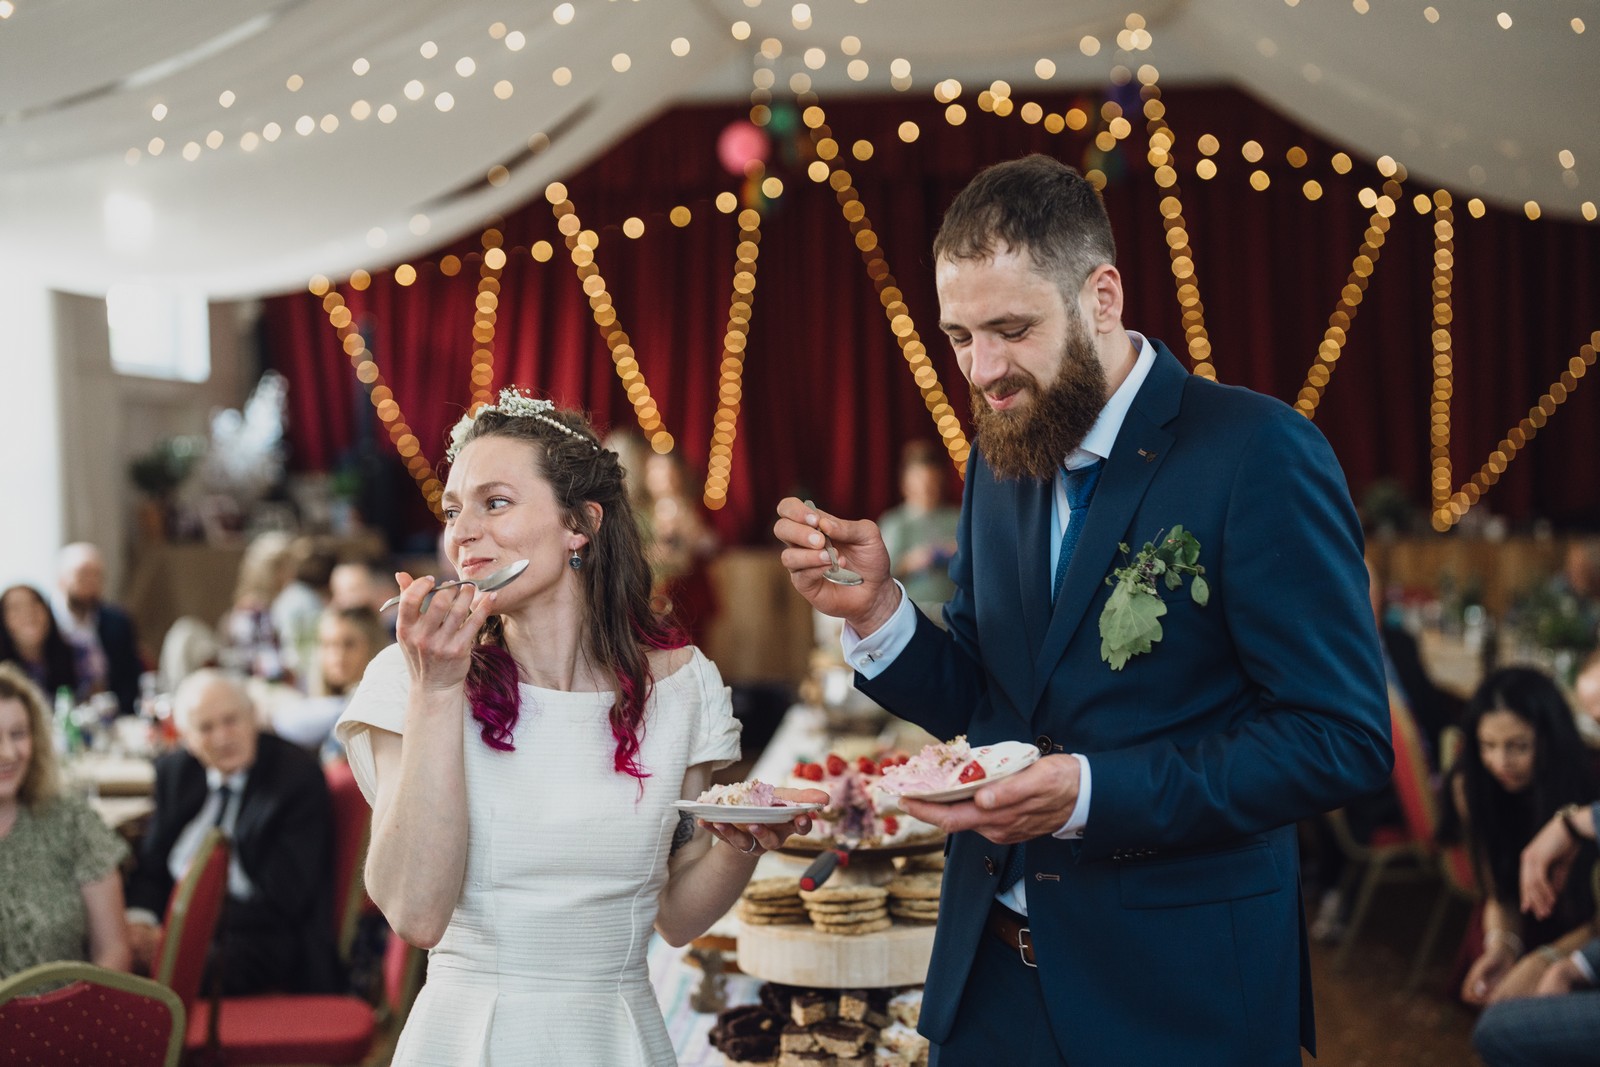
[
  {"xmin": 0, "ymin": 287, "xmax": 256, "ymax": 598},
  {"xmin": 0, "ymin": 283, "xmax": 65, "ymax": 590}
]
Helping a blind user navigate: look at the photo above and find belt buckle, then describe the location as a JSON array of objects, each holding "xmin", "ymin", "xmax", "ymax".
[{"xmin": 1015, "ymin": 925, "xmax": 1036, "ymax": 968}]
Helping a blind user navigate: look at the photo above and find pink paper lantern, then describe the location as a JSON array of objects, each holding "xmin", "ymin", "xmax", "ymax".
[{"xmin": 717, "ymin": 120, "xmax": 771, "ymax": 177}]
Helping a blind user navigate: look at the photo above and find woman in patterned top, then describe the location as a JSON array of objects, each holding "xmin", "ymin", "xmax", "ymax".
[{"xmin": 0, "ymin": 662, "xmax": 130, "ymax": 977}]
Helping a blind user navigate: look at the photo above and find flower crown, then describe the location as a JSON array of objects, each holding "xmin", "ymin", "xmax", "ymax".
[{"xmin": 446, "ymin": 387, "xmax": 599, "ymax": 461}]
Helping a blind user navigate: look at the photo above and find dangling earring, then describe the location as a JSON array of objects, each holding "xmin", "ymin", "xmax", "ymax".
[{"xmin": 569, "ymin": 549, "xmax": 583, "ymax": 570}]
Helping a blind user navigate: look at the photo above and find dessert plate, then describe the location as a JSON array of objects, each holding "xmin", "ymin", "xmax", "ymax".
[
  {"xmin": 674, "ymin": 800, "xmax": 827, "ymax": 824},
  {"xmin": 879, "ymin": 740, "xmax": 1041, "ymax": 803}
]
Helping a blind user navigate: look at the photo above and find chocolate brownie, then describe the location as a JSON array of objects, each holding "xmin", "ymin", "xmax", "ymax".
[{"xmin": 814, "ymin": 1019, "xmax": 874, "ymax": 1056}]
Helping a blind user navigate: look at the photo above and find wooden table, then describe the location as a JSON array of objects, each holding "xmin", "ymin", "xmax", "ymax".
[{"xmin": 68, "ymin": 753, "xmax": 156, "ymax": 798}]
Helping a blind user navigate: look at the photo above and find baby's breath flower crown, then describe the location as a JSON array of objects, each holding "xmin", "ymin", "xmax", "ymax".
[{"xmin": 446, "ymin": 387, "xmax": 600, "ymax": 462}]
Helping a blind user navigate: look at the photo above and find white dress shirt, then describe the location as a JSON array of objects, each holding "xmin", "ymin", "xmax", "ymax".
[
  {"xmin": 126, "ymin": 765, "xmax": 257, "ymax": 928},
  {"xmin": 843, "ymin": 334, "xmax": 1158, "ymax": 915}
]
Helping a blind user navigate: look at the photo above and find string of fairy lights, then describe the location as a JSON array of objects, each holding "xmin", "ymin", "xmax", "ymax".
[
  {"xmin": 1431, "ymin": 197, "xmax": 1455, "ymax": 521},
  {"xmin": 1138, "ymin": 79, "xmax": 1214, "ymax": 381},
  {"xmin": 282, "ymin": 7, "xmax": 1595, "ymax": 531},
  {"xmin": 306, "ymin": 276, "xmax": 445, "ymax": 519},
  {"xmin": 546, "ymin": 181, "xmax": 673, "ymax": 456},
  {"xmin": 470, "ymin": 230, "xmax": 507, "ymax": 413},
  {"xmin": 1293, "ymin": 190, "xmax": 1393, "ymax": 419},
  {"xmin": 798, "ymin": 104, "xmax": 971, "ymax": 474},
  {"xmin": 702, "ymin": 208, "xmax": 763, "ymax": 511}
]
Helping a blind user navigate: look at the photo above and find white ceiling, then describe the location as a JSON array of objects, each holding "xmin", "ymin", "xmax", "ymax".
[{"xmin": 1, "ymin": 0, "xmax": 1595, "ymax": 299}]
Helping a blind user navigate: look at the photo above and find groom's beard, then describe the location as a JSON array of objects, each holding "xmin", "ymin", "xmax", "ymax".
[{"xmin": 969, "ymin": 318, "xmax": 1107, "ymax": 481}]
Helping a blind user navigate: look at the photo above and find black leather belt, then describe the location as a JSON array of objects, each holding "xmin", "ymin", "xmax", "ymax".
[{"xmin": 987, "ymin": 902, "xmax": 1037, "ymax": 968}]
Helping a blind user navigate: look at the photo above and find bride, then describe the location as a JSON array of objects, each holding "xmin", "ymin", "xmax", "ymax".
[{"xmin": 337, "ymin": 390, "xmax": 823, "ymax": 1065}]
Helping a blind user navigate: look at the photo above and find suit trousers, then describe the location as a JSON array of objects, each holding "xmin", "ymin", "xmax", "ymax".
[
  {"xmin": 1473, "ymin": 991, "xmax": 1600, "ymax": 1067},
  {"xmin": 929, "ymin": 912, "xmax": 1068, "ymax": 1067}
]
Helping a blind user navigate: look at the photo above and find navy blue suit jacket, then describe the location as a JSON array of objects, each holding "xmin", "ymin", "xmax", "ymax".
[{"xmin": 859, "ymin": 341, "xmax": 1392, "ymax": 1066}]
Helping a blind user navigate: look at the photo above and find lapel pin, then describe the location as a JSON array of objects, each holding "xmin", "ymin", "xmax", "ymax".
[
  {"xmin": 1034, "ymin": 872, "xmax": 1062, "ymax": 882},
  {"xmin": 1137, "ymin": 448, "xmax": 1158, "ymax": 462}
]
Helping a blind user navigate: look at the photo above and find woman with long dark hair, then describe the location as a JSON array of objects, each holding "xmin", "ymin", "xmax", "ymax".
[
  {"xmin": 0, "ymin": 585, "xmax": 80, "ymax": 701},
  {"xmin": 1438, "ymin": 666, "xmax": 1598, "ymax": 1005},
  {"xmin": 336, "ymin": 390, "xmax": 823, "ymax": 1065}
]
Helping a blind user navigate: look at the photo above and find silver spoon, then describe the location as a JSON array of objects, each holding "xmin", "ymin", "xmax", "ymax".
[
  {"xmin": 380, "ymin": 559, "xmax": 530, "ymax": 612},
  {"xmin": 803, "ymin": 500, "xmax": 864, "ymax": 586}
]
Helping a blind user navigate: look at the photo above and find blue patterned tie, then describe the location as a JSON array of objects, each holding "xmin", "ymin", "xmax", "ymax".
[
  {"xmin": 1000, "ymin": 460, "xmax": 1105, "ymax": 895},
  {"xmin": 1050, "ymin": 460, "xmax": 1105, "ymax": 603}
]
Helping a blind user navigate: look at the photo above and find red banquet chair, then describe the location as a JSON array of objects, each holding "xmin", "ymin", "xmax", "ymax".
[
  {"xmin": 0, "ymin": 961, "xmax": 185, "ymax": 1067},
  {"xmin": 185, "ymin": 762, "xmax": 376, "ymax": 1065},
  {"xmin": 325, "ymin": 759, "xmax": 374, "ymax": 964},
  {"xmin": 152, "ymin": 828, "xmax": 232, "ymax": 1015},
  {"xmin": 1405, "ymin": 725, "xmax": 1483, "ymax": 989}
]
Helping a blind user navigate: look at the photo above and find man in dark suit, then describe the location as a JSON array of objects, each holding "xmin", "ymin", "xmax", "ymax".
[
  {"xmin": 54, "ymin": 542, "xmax": 143, "ymax": 717},
  {"xmin": 775, "ymin": 156, "xmax": 1392, "ymax": 1065},
  {"xmin": 125, "ymin": 668, "xmax": 339, "ymax": 995}
]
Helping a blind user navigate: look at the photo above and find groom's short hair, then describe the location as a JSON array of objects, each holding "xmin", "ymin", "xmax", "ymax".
[{"xmin": 933, "ymin": 154, "xmax": 1116, "ymax": 296}]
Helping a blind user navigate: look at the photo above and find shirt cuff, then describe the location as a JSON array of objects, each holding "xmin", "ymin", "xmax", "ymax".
[
  {"xmin": 1051, "ymin": 754, "xmax": 1091, "ymax": 839},
  {"xmin": 1572, "ymin": 947, "xmax": 1598, "ymax": 985},
  {"xmin": 125, "ymin": 907, "xmax": 161, "ymax": 928},
  {"xmin": 841, "ymin": 583, "xmax": 915, "ymax": 679}
]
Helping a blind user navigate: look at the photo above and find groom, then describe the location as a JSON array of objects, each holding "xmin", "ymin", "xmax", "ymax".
[{"xmin": 775, "ymin": 155, "xmax": 1391, "ymax": 1066}]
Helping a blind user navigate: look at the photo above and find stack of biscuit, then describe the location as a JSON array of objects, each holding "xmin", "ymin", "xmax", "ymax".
[
  {"xmin": 884, "ymin": 874, "xmax": 940, "ymax": 924},
  {"xmin": 898, "ymin": 850, "xmax": 945, "ymax": 873},
  {"xmin": 738, "ymin": 877, "xmax": 808, "ymax": 927},
  {"xmin": 797, "ymin": 885, "xmax": 891, "ymax": 935}
]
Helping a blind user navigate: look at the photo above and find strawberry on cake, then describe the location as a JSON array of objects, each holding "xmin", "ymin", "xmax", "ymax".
[{"xmin": 874, "ymin": 736, "xmax": 985, "ymax": 796}]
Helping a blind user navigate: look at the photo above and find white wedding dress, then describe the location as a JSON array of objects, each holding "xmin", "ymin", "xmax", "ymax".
[{"xmin": 337, "ymin": 644, "xmax": 741, "ymax": 1066}]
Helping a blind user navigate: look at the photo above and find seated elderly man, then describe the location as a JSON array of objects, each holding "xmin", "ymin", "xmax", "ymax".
[{"xmin": 125, "ymin": 669, "xmax": 340, "ymax": 994}]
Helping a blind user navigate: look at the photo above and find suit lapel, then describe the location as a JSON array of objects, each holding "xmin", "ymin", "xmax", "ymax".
[{"xmin": 1031, "ymin": 344, "xmax": 1187, "ymax": 711}]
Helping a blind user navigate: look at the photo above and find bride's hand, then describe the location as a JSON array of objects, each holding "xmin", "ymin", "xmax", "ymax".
[
  {"xmin": 702, "ymin": 787, "xmax": 831, "ymax": 856},
  {"xmin": 394, "ymin": 572, "xmax": 496, "ymax": 695}
]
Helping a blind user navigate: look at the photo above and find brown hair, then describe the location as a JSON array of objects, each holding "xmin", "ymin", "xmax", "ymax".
[
  {"xmin": 933, "ymin": 154, "xmax": 1116, "ymax": 296},
  {"xmin": 0, "ymin": 661, "xmax": 61, "ymax": 807},
  {"xmin": 452, "ymin": 402, "xmax": 682, "ymax": 779},
  {"xmin": 899, "ymin": 439, "xmax": 946, "ymax": 476}
]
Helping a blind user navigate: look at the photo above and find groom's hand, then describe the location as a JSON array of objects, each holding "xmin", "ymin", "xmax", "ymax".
[{"xmin": 901, "ymin": 755, "xmax": 1081, "ymax": 845}]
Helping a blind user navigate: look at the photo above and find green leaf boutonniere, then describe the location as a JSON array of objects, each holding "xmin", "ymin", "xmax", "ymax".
[{"xmin": 1098, "ymin": 525, "xmax": 1209, "ymax": 670}]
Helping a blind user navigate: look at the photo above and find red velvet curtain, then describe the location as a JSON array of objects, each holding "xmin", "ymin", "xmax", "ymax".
[{"xmin": 261, "ymin": 85, "xmax": 1600, "ymax": 548}]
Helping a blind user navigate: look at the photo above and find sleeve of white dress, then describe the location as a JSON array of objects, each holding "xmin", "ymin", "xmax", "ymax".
[
  {"xmin": 334, "ymin": 643, "xmax": 413, "ymax": 807},
  {"xmin": 688, "ymin": 648, "xmax": 742, "ymax": 771}
]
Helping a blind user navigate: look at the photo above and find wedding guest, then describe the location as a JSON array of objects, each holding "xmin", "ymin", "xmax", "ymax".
[
  {"xmin": 220, "ymin": 532, "xmax": 294, "ymax": 682},
  {"xmin": 1438, "ymin": 666, "xmax": 1598, "ymax": 1006},
  {"xmin": 330, "ymin": 559, "xmax": 397, "ymax": 640},
  {"xmin": 1472, "ymin": 795, "xmax": 1600, "ymax": 1064},
  {"xmin": 1, "ymin": 584, "xmax": 80, "ymax": 701},
  {"xmin": 0, "ymin": 663, "xmax": 131, "ymax": 978},
  {"xmin": 643, "ymin": 449, "xmax": 721, "ymax": 645},
  {"xmin": 329, "ymin": 559, "xmax": 393, "ymax": 614},
  {"xmin": 53, "ymin": 542, "xmax": 143, "ymax": 716},
  {"xmin": 878, "ymin": 440, "xmax": 961, "ymax": 619},
  {"xmin": 1574, "ymin": 650, "xmax": 1600, "ymax": 726},
  {"xmin": 270, "ymin": 606, "xmax": 389, "ymax": 756},
  {"xmin": 125, "ymin": 669, "xmax": 339, "ymax": 995},
  {"xmin": 337, "ymin": 390, "xmax": 822, "ymax": 1064},
  {"xmin": 271, "ymin": 537, "xmax": 335, "ymax": 684}
]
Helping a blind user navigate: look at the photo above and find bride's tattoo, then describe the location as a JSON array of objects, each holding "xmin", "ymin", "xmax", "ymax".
[{"xmin": 670, "ymin": 811, "xmax": 697, "ymax": 855}]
